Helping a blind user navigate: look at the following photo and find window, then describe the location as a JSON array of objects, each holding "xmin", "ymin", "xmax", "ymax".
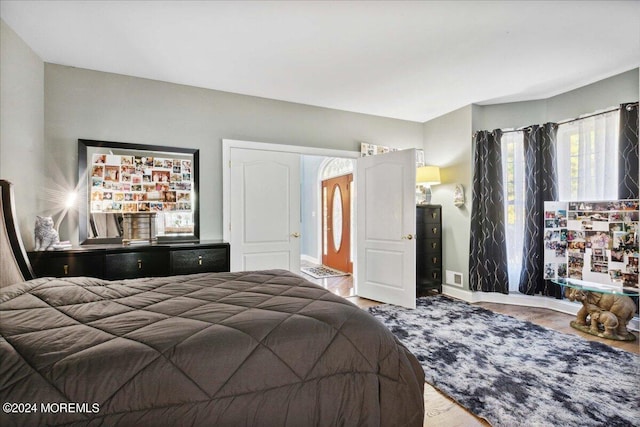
[
  {"xmin": 501, "ymin": 108, "xmax": 621, "ymax": 292},
  {"xmin": 501, "ymin": 131, "xmax": 525, "ymax": 291},
  {"xmin": 556, "ymin": 110, "xmax": 619, "ymax": 201},
  {"xmin": 321, "ymin": 158, "xmax": 353, "ymax": 180}
]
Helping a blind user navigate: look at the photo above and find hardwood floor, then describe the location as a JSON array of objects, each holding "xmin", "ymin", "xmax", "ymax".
[
  {"xmin": 474, "ymin": 302, "xmax": 639, "ymax": 354},
  {"xmin": 297, "ymin": 265, "xmax": 639, "ymax": 426}
]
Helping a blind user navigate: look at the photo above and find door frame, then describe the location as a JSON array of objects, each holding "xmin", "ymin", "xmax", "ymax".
[
  {"xmin": 224, "ymin": 139, "xmax": 419, "ymax": 306},
  {"xmin": 222, "ymin": 139, "xmax": 360, "ymax": 263}
]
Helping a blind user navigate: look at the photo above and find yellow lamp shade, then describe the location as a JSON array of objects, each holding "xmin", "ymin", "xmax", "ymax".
[{"xmin": 416, "ymin": 166, "xmax": 441, "ymax": 185}]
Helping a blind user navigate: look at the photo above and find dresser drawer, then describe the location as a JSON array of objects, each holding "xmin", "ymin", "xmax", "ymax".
[
  {"xmin": 29, "ymin": 253, "xmax": 104, "ymax": 278},
  {"xmin": 417, "ymin": 261, "xmax": 442, "ymax": 277},
  {"xmin": 427, "ymin": 238, "xmax": 441, "ymax": 251},
  {"xmin": 417, "ymin": 266, "xmax": 442, "ymax": 293},
  {"xmin": 417, "ymin": 206, "xmax": 441, "ymax": 224},
  {"xmin": 170, "ymin": 247, "xmax": 229, "ymax": 275},
  {"xmin": 416, "ymin": 250, "xmax": 441, "ymax": 265},
  {"xmin": 429, "ymin": 268, "xmax": 442, "ymax": 281},
  {"xmin": 427, "ymin": 254, "xmax": 441, "ymax": 267},
  {"xmin": 417, "ymin": 224, "xmax": 441, "ymax": 239},
  {"xmin": 417, "ymin": 268, "xmax": 442, "ymax": 285},
  {"xmin": 417, "ymin": 238, "xmax": 441, "ymax": 252},
  {"xmin": 104, "ymin": 251, "xmax": 169, "ymax": 279}
]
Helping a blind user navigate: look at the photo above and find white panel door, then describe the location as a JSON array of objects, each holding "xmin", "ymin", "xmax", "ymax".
[
  {"xmin": 356, "ymin": 149, "xmax": 416, "ymax": 308},
  {"xmin": 229, "ymin": 148, "xmax": 301, "ymax": 272}
]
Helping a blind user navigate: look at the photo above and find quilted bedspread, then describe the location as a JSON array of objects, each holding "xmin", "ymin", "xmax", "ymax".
[{"xmin": 0, "ymin": 270, "xmax": 424, "ymax": 426}]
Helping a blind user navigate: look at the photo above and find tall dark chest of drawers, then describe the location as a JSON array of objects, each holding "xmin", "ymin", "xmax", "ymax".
[{"xmin": 416, "ymin": 205, "xmax": 442, "ymax": 295}]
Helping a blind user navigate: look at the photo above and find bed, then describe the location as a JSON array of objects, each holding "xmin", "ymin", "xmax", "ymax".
[{"xmin": 0, "ymin": 180, "xmax": 425, "ymax": 427}]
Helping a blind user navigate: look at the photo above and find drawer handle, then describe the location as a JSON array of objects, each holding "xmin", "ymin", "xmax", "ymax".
[
  {"xmin": 63, "ymin": 264, "xmax": 69, "ymax": 275},
  {"xmin": 432, "ymin": 272, "xmax": 438, "ymax": 279},
  {"xmin": 432, "ymin": 257, "xmax": 439, "ymax": 264},
  {"xmin": 432, "ymin": 227, "xmax": 438, "ymax": 234},
  {"xmin": 431, "ymin": 212, "xmax": 437, "ymax": 219},
  {"xmin": 138, "ymin": 259, "xmax": 142, "ymax": 269},
  {"xmin": 198, "ymin": 255, "xmax": 203, "ymax": 265},
  {"xmin": 432, "ymin": 242, "xmax": 438, "ymax": 249}
]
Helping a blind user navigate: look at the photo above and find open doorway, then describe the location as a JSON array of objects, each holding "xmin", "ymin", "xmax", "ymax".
[
  {"xmin": 299, "ymin": 156, "xmax": 354, "ymax": 296},
  {"xmin": 224, "ymin": 139, "xmax": 417, "ymax": 308}
]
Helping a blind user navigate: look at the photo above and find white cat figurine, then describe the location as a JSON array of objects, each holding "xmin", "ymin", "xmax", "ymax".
[{"xmin": 34, "ymin": 215, "xmax": 60, "ymax": 251}]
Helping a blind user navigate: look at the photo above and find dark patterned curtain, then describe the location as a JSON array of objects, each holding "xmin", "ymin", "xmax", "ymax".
[
  {"xmin": 618, "ymin": 102, "xmax": 639, "ymax": 199},
  {"xmin": 469, "ymin": 130, "xmax": 509, "ymax": 294},
  {"xmin": 519, "ymin": 123, "xmax": 558, "ymax": 296}
]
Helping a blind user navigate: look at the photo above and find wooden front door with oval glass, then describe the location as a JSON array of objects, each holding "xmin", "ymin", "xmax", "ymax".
[{"xmin": 322, "ymin": 174, "xmax": 352, "ymax": 273}]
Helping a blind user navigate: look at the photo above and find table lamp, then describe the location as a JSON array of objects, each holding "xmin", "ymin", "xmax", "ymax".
[{"xmin": 416, "ymin": 166, "xmax": 441, "ymax": 204}]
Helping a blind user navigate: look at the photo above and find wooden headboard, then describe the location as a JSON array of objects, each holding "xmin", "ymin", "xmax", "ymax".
[{"xmin": 0, "ymin": 180, "xmax": 34, "ymax": 287}]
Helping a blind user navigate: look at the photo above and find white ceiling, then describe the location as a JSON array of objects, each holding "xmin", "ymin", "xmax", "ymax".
[{"xmin": 1, "ymin": 1, "xmax": 639, "ymax": 122}]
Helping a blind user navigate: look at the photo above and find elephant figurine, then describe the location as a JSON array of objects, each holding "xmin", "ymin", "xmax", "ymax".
[
  {"xmin": 589, "ymin": 310, "xmax": 619, "ymax": 338},
  {"xmin": 565, "ymin": 288, "xmax": 637, "ymax": 340}
]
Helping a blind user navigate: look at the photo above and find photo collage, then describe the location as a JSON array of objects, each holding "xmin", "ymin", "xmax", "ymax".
[
  {"xmin": 89, "ymin": 153, "xmax": 193, "ymax": 215},
  {"xmin": 544, "ymin": 200, "xmax": 639, "ymax": 290},
  {"xmin": 360, "ymin": 142, "xmax": 398, "ymax": 157}
]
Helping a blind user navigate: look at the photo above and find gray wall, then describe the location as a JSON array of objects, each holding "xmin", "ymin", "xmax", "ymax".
[
  {"xmin": 0, "ymin": 19, "xmax": 45, "ymax": 248},
  {"xmin": 423, "ymin": 105, "xmax": 473, "ymax": 290},
  {"xmin": 42, "ymin": 64, "xmax": 423, "ymax": 245},
  {"xmin": 476, "ymin": 69, "xmax": 639, "ymax": 130},
  {"xmin": 424, "ymin": 68, "xmax": 639, "ymax": 291},
  {"xmin": 546, "ymin": 69, "xmax": 639, "ymax": 122}
]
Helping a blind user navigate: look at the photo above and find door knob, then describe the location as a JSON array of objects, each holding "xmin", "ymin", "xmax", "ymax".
[
  {"xmin": 402, "ymin": 234, "xmax": 414, "ymax": 240},
  {"xmin": 291, "ymin": 232, "xmax": 301, "ymax": 238}
]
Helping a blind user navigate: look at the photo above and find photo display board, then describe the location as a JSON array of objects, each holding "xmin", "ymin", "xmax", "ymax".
[
  {"xmin": 88, "ymin": 151, "xmax": 195, "ymax": 237},
  {"xmin": 90, "ymin": 153, "xmax": 193, "ymax": 215},
  {"xmin": 543, "ymin": 200, "xmax": 639, "ymax": 291}
]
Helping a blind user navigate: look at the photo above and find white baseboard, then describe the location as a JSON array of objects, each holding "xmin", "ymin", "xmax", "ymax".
[{"xmin": 442, "ymin": 285, "xmax": 639, "ymax": 332}]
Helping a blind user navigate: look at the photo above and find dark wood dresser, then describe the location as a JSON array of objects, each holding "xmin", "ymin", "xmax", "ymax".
[
  {"xmin": 416, "ymin": 204, "xmax": 442, "ymax": 295},
  {"xmin": 28, "ymin": 240, "xmax": 230, "ymax": 280}
]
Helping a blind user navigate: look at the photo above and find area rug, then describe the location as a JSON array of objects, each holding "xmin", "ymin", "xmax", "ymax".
[
  {"xmin": 300, "ymin": 265, "xmax": 349, "ymax": 279},
  {"xmin": 368, "ymin": 295, "xmax": 640, "ymax": 427}
]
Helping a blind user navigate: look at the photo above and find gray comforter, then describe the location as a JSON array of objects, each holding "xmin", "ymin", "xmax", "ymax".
[{"xmin": 0, "ymin": 270, "xmax": 424, "ymax": 426}]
